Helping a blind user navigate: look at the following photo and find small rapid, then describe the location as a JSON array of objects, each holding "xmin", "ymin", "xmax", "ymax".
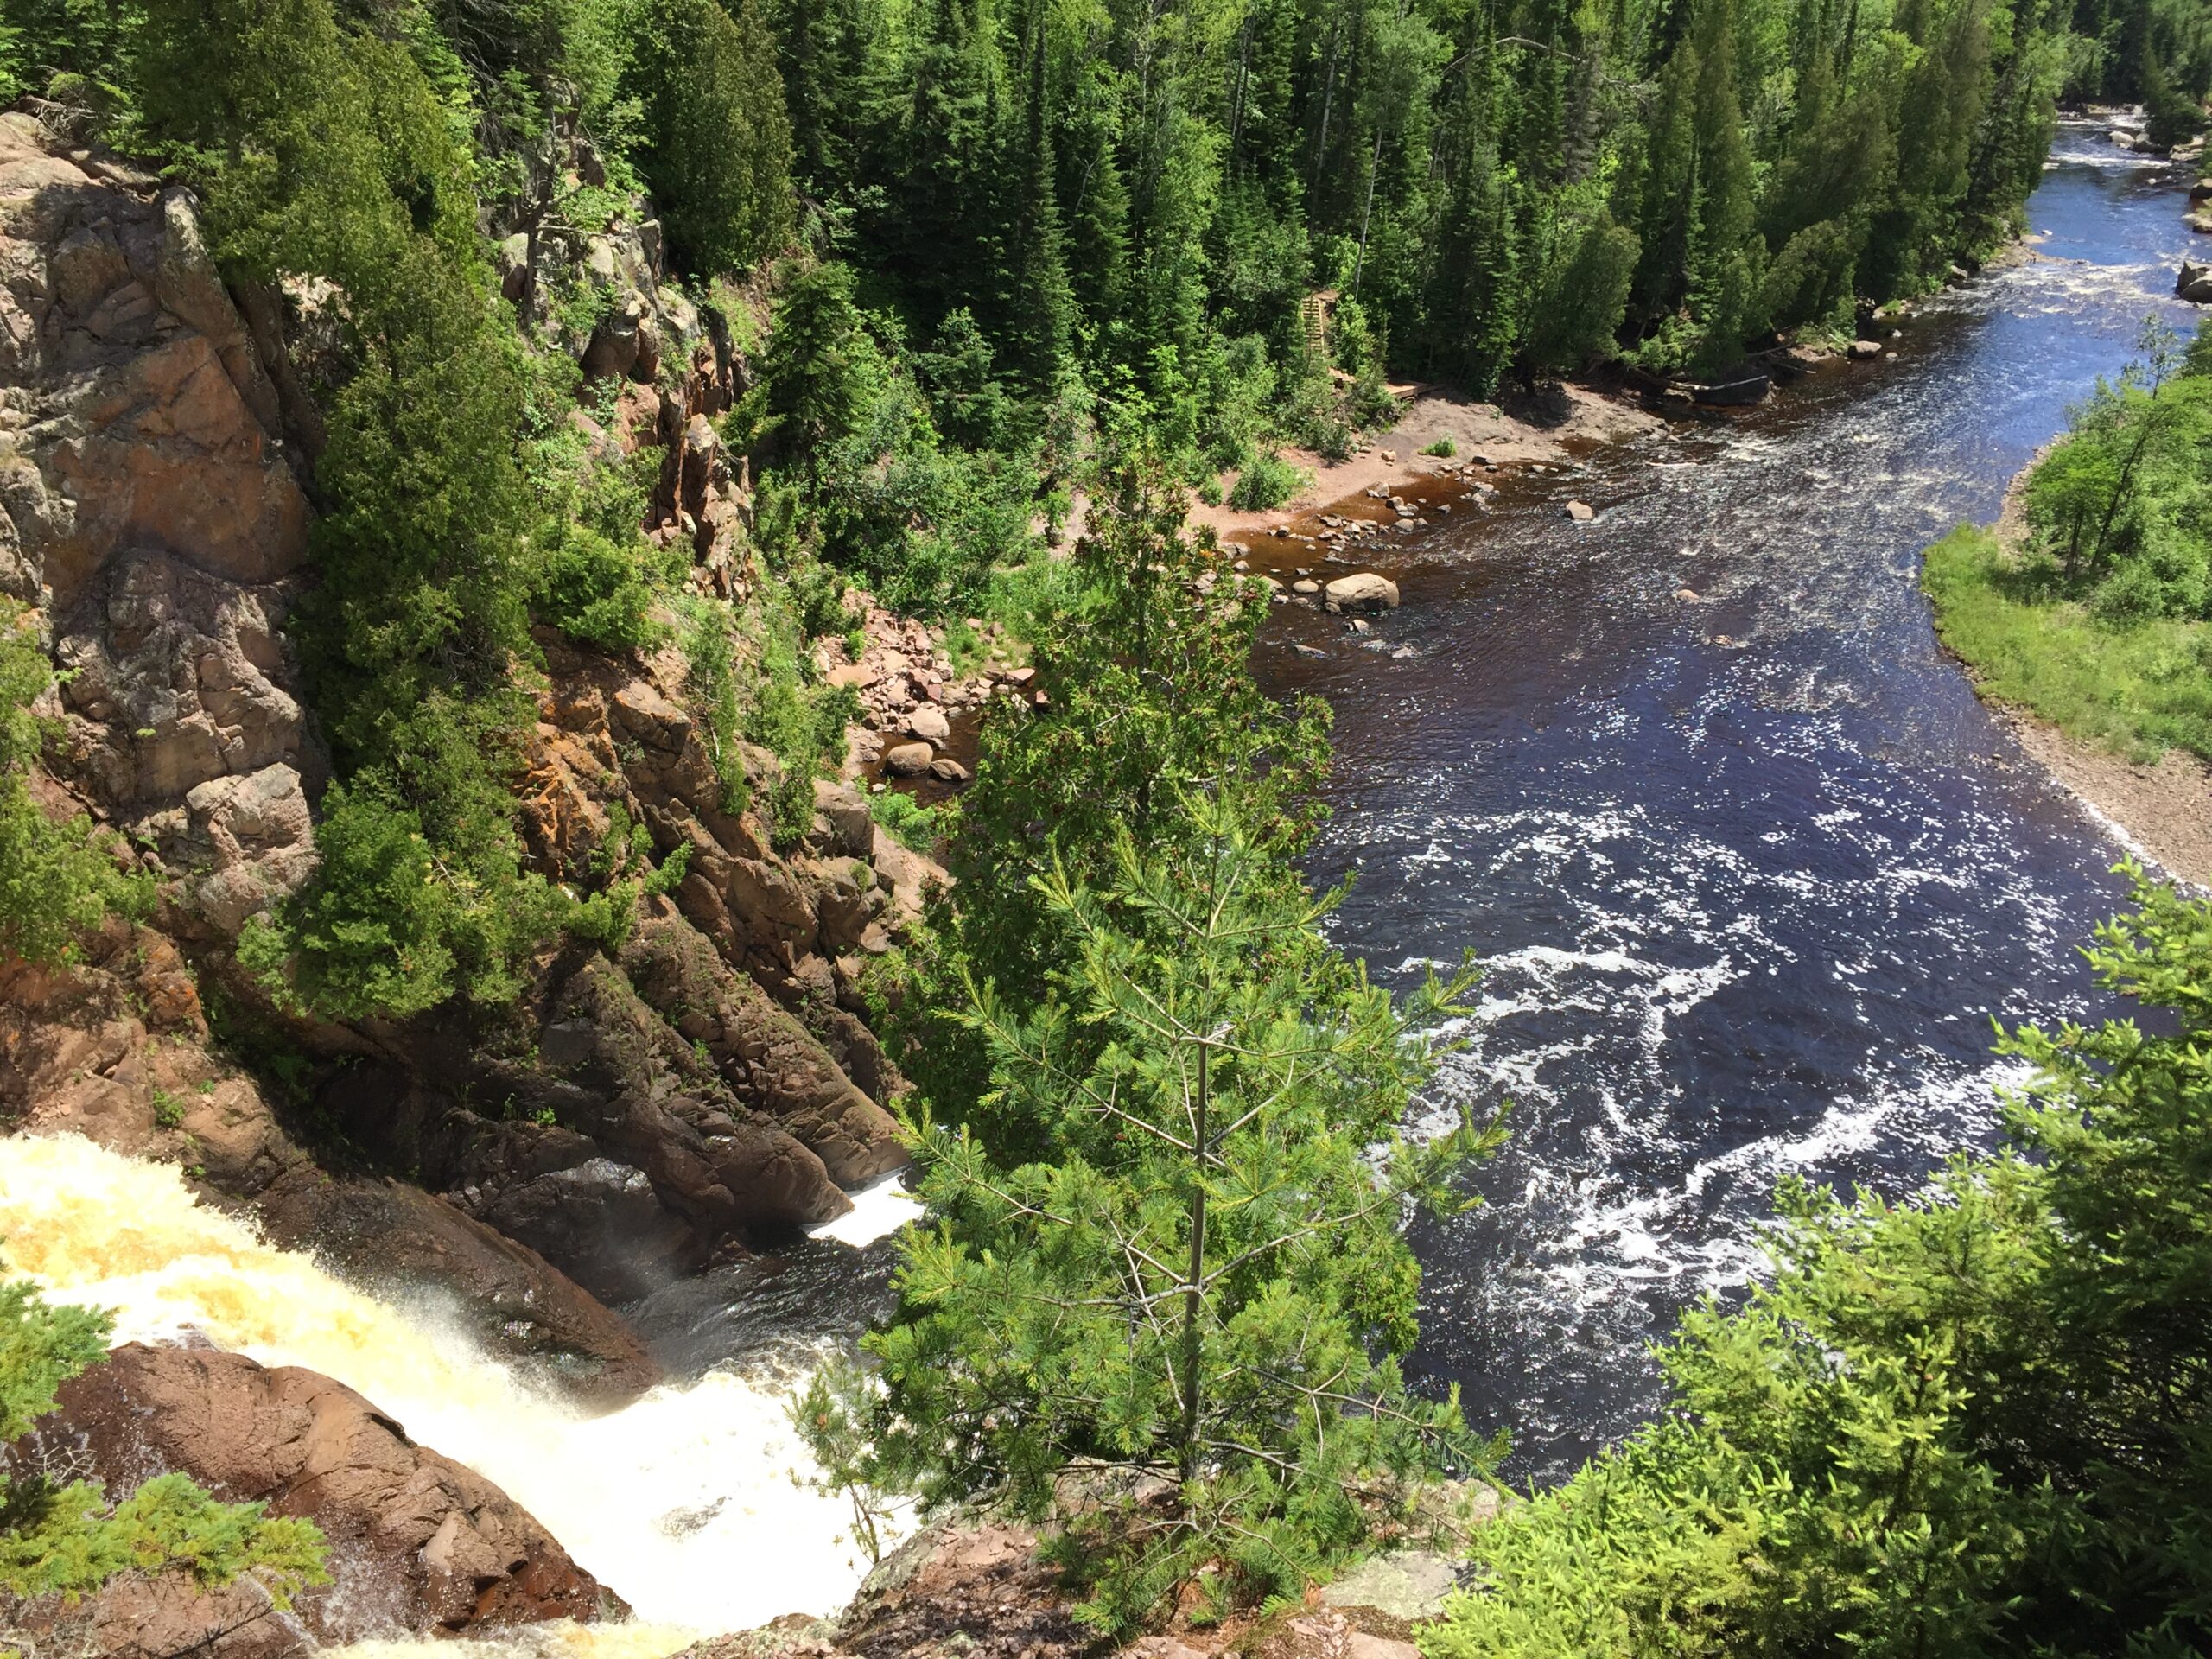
[
  {"xmin": 1257, "ymin": 122, "xmax": 2205, "ymax": 1480},
  {"xmin": 0, "ymin": 1135, "xmax": 913, "ymax": 1656}
]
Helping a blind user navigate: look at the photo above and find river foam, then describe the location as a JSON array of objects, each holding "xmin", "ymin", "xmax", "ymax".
[{"xmin": 0, "ymin": 1134, "xmax": 913, "ymax": 1656}]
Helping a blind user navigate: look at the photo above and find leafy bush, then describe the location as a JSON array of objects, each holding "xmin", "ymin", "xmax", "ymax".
[
  {"xmin": 530, "ymin": 514, "xmax": 669, "ymax": 652},
  {"xmin": 2022, "ymin": 319, "xmax": 2212, "ymax": 622},
  {"xmin": 868, "ymin": 786, "xmax": 939, "ymax": 851},
  {"xmin": 1227, "ymin": 448, "xmax": 1309, "ymax": 512},
  {"xmin": 1422, "ymin": 871, "xmax": 2212, "ymax": 1659},
  {"xmin": 1419, "ymin": 436, "xmax": 1456, "ymax": 458},
  {"xmin": 0, "ymin": 614, "xmax": 149, "ymax": 965}
]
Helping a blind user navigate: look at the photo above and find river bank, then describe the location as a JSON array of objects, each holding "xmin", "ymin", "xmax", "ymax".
[
  {"xmin": 1924, "ymin": 461, "xmax": 2212, "ymax": 891},
  {"xmin": 1186, "ymin": 379, "xmax": 1665, "ymax": 546}
]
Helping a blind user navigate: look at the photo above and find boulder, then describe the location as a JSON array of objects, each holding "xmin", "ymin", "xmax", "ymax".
[
  {"xmin": 11, "ymin": 1343, "xmax": 623, "ymax": 1652},
  {"xmin": 474, "ymin": 1156, "xmax": 698, "ymax": 1306},
  {"xmin": 904, "ymin": 704, "xmax": 951, "ymax": 744},
  {"xmin": 1324, "ymin": 573, "xmax": 1400, "ymax": 611},
  {"xmin": 1564, "ymin": 500, "xmax": 1596, "ymax": 521},
  {"xmin": 812, "ymin": 779, "xmax": 877, "ymax": 858},
  {"xmin": 884, "ymin": 741, "xmax": 934, "ymax": 777},
  {"xmin": 2182, "ymin": 260, "xmax": 2212, "ymax": 304},
  {"xmin": 1847, "ymin": 338, "xmax": 1885, "ymax": 359},
  {"xmin": 929, "ymin": 757, "xmax": 970, "ymax": 784},
  {"xmin": 254, "ymin": 1170, "xmax": 661, "ymax": 1405}
]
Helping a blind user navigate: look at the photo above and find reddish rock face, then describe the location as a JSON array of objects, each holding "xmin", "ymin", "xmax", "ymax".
[{"xmin": 10, "ymin": 1342, "xmax": 625, "ymax": 1655}]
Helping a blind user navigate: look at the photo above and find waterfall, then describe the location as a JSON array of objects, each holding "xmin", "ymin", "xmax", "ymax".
[{"xmin": 0, "ymin": 1135, "xmax": 915, "ymax": 1656}]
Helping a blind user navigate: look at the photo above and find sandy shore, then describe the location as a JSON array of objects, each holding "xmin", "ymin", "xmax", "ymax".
[
  {"xmin": 1186, "ymin": 379, "xmax": 1661, "ymax": 544},
  {"xmin": 1999, "ymin": 712, "xmax": 2212, "ymax": 889}
]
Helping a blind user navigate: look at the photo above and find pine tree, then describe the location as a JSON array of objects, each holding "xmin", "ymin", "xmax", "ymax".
[
  {"xmin": 803, "ymin": 791, "xmax": 1498, "ymax": 1632},
  {"xmin": 1001, "ymin": 0, "xmax": 1074, "ymax": 393}
]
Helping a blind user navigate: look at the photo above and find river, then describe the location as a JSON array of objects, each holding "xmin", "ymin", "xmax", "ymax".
[{"xmin": 1251, "ymin": 121, "xmax": 2203, "ymax": 1483}]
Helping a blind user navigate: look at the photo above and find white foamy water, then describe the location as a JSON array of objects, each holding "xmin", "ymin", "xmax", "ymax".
[
  {"xmin": 0, "ymin": 1135, "xmax": 915, "ymax": 1656},
  {"xmin": 806, "ymin": 1173, "xmax": 924, "ymax": 1247}
]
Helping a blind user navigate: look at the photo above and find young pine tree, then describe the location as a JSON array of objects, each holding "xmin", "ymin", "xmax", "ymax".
[{"xmin": 805, "ymin": 791, "xmax": 1501, "ymax": 1632}]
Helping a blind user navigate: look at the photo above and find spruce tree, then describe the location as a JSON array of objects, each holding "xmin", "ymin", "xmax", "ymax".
[{"xmin": 804, "ymin": 793, "xmax": 1498, "ymax": 1632}]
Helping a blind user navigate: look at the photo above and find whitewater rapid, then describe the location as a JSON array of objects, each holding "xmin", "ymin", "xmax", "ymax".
[{"xmin": 0, "ymin": 1134, "xmax": 916, "ymax": 1656}]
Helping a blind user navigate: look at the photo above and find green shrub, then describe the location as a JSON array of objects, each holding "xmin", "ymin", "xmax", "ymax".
[
  {"xmin": 1419, "ymin": 436, "xmax": 1456, "ymax": 457},
  {"xmin": 868, "ymin": 786, "xmax": 940, "ymax": 851},
  {"xmin": 679, "ymin": 600, "xmax": 749, "ymax": 815},
  {"xmin": 1227, "ymin": 448, "xmax": 1310, "ymax": 512},
  {"xmin": 1421, "ymin": 871, "xmax": 2212, "ymax": 1659},
  {"xmin": 531, "ymin": 515, "xmax": 669, "ymax": 652},
  {"xmin": 244, "ymin": 766, "xmax": 562, "ymax": 1021},
  {"xmin": 0, "ymin": 616, "xmax": 149, "ymax": 965}
]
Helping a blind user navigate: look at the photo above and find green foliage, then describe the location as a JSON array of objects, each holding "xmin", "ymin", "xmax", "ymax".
[
  {"xmin": 243, "ymin": 768, "xmax": 563, "ymax": 1021},
  {"xmin": 747, "ymin": 595, "xmax": 858, "ymax": 851},
  {"xmin": 1923, "ymin": 524, "xmax": 2212, "ymax": 764},
  {"xmin": 898, "ymin": 455, "xmax": 1333, "ymax": 1146},
  {"xmin": 134, "ymin": 0, "xmax": 573, "ymax": 1020},
  {"xmin": 1226, "ymin": 448, "xmax": 1310, "ymax": 512},
  {"xmin": 530, "ymin": 513, "xmax": 671, "ymax": 652},
  {"xmin": 679, "ymin": 598, "xmax": 750, "ymax": 817},
  {"xmin": 0, "ymin": 612, "xmax": 149, "ymax": 966},
  {"xmin": 1421, "ymin": 870, "xmax": 2212, "ymax": 1659},
  {"xmin": 626, "ymin": 0, "xmax": 792, "ymax": 276},
  {"xmin": 805, "ymin": 792, "xmax": 1502, "ymax": 1631},
  {"xmin": 868, "ymin": 785, "xmax": 941, "ymax": 853},
  {"xmin": 2022, "ymin": 319, "xmax": 2212, "ymax": 621},
  {"xmin": 0, "ymin": 1280, "xmax": 327, "ymax": 1605},
  {"xmin": 1419, "ymin": 437, "xmax": 1456, "ymax": 458},
  {"xmin": 1923, "ymin": 319, "xmax": 2212, "ymax": 772}
]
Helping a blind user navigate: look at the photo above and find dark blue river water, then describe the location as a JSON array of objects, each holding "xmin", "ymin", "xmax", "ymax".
[{"xmin": 1255, "ymin": 124, "xmax": 2204, "ymax": 1481}]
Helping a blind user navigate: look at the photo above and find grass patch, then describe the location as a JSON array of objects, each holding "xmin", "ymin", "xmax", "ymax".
[
  {"xmin": 870, "ymin": 787, "xmax": 943, "ymax": 851},
  {"xmin": 1419, "ymin": 436, "xmax": 1456, "ymax": 457},
  {"xmin": 1923, "ymin": 524, "xmax": 2212, "ymax": 765}
]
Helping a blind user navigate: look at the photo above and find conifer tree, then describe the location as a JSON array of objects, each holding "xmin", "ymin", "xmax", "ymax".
[
  {"xmin": 804, "ymin": 794, "xmax": 1499, "ymax": 1631},
  {"xmin": 627, "ymin": 0, "xmax": 795, "ymax": 275}
]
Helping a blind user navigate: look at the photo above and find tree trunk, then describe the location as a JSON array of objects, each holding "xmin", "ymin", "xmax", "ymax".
[{"xmin": 1177, "ymin": 1039, "xmax": 1209, "ymax": 1484}]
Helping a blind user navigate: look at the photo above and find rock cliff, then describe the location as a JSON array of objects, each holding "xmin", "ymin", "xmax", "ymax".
[{"xmin": 0, "ymin": 116, "xmax": 931, "ymax": 1386}]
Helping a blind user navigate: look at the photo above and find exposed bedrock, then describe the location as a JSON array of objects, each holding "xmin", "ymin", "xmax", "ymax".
[{"xmin": 5, "ymin": 1342, "xmax": 623, "ymax": 1656}]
